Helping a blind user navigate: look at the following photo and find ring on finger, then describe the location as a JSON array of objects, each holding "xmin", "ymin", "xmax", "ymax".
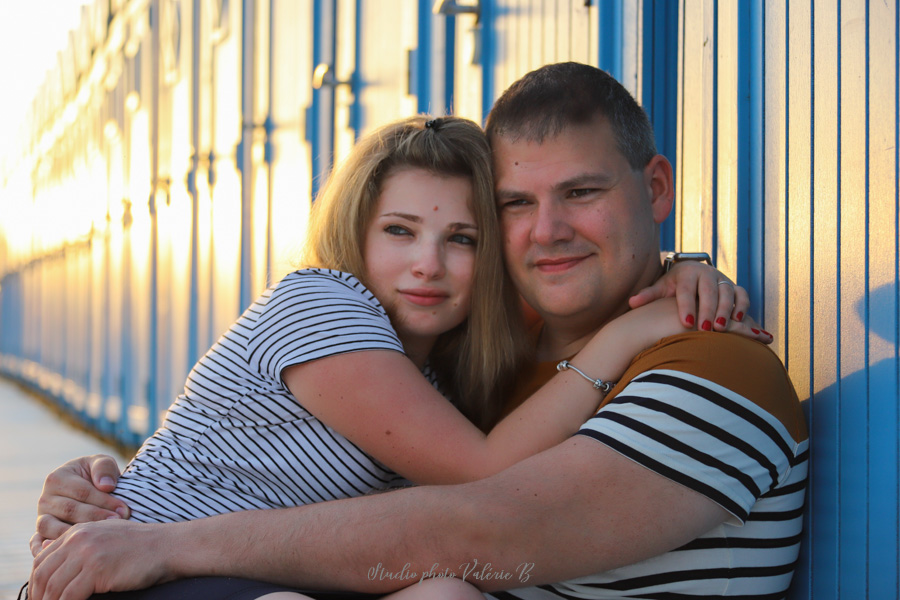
[{"xmin": 716, "ymin": 280, "xmax": 734, "ymax": 287}]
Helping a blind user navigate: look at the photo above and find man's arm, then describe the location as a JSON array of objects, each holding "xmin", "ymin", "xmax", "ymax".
[{"xmin": 30, "ymin": 436, "xmax": 728, "ymax": 599}]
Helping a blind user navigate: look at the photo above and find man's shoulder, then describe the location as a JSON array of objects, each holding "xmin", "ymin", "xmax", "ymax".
[{"xmin": 607, "ymin": 331, "xmax": 806, "ymax": 443}]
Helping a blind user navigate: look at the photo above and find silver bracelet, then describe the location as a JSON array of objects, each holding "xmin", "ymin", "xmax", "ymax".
[{"xmin": 556, "ymin": 360, "xmax": 616, "ymax": 394}]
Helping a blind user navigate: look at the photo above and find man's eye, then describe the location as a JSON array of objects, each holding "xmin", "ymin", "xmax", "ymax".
[
  {"xmin": 385, "ymin": 225, "xmax": 412, "ymax": 236},
  {"xmin": 450, "ymin": 234, "xmax": 476, "ymax": 246},
  {"xmin": 501, "ymin": 199, "xmax": 529, "ymax": 209},
  {"xmin": 568, "ymin": 188, "xmax": 596, "ymax": 198}
]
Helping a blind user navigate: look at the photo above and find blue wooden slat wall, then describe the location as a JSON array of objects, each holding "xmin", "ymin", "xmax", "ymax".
[
  {"xmin": 675, "ymin": 1, "xmax": 900, "ymax": 598},
  {"xmin": 1, "ymin": 1, "xmax": 898, "ymax": 596}
]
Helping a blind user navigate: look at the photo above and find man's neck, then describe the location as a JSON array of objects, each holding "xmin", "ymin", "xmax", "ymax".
[
  {"xmin": 534, "ymin": 302, "xmax": 631, "ymax": 363},
  {"xmin": 533, "ymin": 258, "xmax": 666, "ymax": 363}
]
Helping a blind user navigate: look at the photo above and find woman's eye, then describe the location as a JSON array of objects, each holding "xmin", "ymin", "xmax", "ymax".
[
  {"xmin": 450, "ymin": 233, "xmax": 476, "ymax": 246},
  {"xmin": 385, "ymin": 225, "xmax": 411, "ymax": 236}
]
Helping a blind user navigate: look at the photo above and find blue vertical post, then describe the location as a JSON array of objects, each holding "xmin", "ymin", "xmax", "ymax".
[
  {"xmin": 734, "ymin": 0, "xmax": 754, "ymax": 291},
  {"xmin": 445, "ymin": 19, "xmax": 455, "ymax": 114},
  {"xmin": 307, "ymin": 0, "xmax": 336, "ymax": 199},
  {"xmin": 710, "ymin": 1, "xmax": 719, "ymax": 266},
  {"xmin": 641, "ymin": 0, "xmax": 679, "ymax": 251},
  {"xmin": 598, "ymin": 0, "xmax": 623, "ymax": 83},
  {"xmin": 120, "ymin": 201, "xmax": 134, "ymax": 443},
  {"xmin": 350, "ymin": 0, "xmax": 362, "ymax": 138},
  {"xmin": 239, "ymin": 0, "xmax": 255, "ymax": 312},
  {"xmin": 265, "ymin": 0, "xmax": 275, "ymax": 286},
  {"xmin": 187, "ymin": 0, "xmax": 202, "ymax": 369},
  {"xmin": 416, "ymin": 0, "xmax": 432, "ymax": 114},
  {"xmin": 479, "ymin": 0, "xmax": 494, "ymax": 123},
  {"xmin": 748, "ymin": 0, "xmax": 764, "ymax": 321},
  {"xmin": 147, "ymin": 0, "xmax": 161, "ymax": 434}
]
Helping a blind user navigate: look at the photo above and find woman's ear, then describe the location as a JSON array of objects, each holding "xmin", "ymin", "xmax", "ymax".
[{"xmin": 644, "ymin": 155, "xmax": 675, "ymax": 224}]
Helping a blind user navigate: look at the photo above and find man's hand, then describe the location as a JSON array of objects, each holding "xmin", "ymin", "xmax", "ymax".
[
  {"xmin": 629, "ymin": 260, "xmax": 772, "ymax": 343},
  {"xmin": 29, "ymin": 519, "xmax": 172, "ymax": 600},
  {"xmin": 31, "ymin": 455, "xmax": 128, "ymax": 557}
]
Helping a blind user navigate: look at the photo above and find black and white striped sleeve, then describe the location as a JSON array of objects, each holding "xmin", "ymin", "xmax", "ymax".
[
  {"xmin": 577, "ymin": 369, "xmax": 804, "ymax": 524},
  {"xmin": 246, "ymin": 270, "xmax": 406, "ymax": 383}
]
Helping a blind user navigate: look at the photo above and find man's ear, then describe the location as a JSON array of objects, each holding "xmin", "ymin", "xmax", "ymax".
[{"xmin": 644, "ymin": 155, "xmax": 674, "ymax": 224}]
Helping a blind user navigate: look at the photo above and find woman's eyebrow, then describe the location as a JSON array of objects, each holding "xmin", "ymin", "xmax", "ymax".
[
  {"xmin": 379, "ymin": 213, "xmax": 477, "ymax": 231},
  {"xmin": 449, "ymin": 222, "xmax": 478, "ymax": 231},
  {"xmin": 379, "ymin": 211, "xmax": 421, "ymax": 222}
]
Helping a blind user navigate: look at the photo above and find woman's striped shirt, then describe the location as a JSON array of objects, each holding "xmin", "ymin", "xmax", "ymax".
[{"xmin": 112, "ymin": 269, "xmax": 415, "ymax": 523}]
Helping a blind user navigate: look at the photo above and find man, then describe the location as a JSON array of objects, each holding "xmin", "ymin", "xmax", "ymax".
[{"xmin": 29, "ymin": 62, "xmax": 805, "ymax": 599}]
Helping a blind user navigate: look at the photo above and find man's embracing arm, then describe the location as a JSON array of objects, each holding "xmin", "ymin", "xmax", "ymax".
[{"xmin": 30, "ymin": 436, "xmax": 727, "ymax": 599}]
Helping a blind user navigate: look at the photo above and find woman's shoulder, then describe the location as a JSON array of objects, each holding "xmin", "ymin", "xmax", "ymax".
[{"xmin": 269, "ymin": 268, "xmax": 383, "ymax": 311}]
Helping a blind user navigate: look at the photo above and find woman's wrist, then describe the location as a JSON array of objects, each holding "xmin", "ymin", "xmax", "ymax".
[
  {"xmin": 573, "ymin": 298, "xmax": 683, "ymax": 385},
  {"xmin": 556, "ymin": 360, "xmax": 616, "ymax": 394}
]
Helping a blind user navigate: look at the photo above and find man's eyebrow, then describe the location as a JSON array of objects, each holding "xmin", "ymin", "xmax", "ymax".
[
  {"xmin": 495, "ymin": 172, "xmax": 615, "ymax": 201},
  {"xmin": 552, "ymin": 172, "xmax": 615, "ymax": 191},
  {"xmin": 495, "ymin": 188, "xmax": 531, "ymax": 200}
]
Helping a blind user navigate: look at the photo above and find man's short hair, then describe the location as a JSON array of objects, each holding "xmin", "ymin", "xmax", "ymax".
[{"xmin": 485, "ymin": 62, "xmax": 657, "ymax": 170}]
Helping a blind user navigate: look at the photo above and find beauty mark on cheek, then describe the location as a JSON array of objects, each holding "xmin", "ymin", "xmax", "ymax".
[{"xmin": 433, "ymin": 206, "xmax": 439, "ymax": 211}]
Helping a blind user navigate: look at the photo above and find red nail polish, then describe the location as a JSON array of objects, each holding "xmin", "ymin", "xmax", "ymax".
[
  {"xmin": 751, "ymin": 328, "xmax": 760, "ymax": 334},
  {"xmin": 735, "ymin": 312, "xmax": 744, "ymax": 321},
  {"xmin": 701, "ymin": 320, "xmax": 712, "ymax": 331},
  {"xmin": 716, "ymin": 317, "xmax": 726, "ymax": 327},
  {"xmin": 762, "ymin": 329, "xmax": 772, "ymax": 337},
  {"xmin": 686, "ymin": 314, "xmax": 695, "ymax": 326}
]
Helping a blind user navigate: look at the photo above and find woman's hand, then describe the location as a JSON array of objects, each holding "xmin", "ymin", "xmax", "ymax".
[
  {"xmin": 629, "ymin": 260, "xmax": 772, "ymax": 343},
  {"xmin": 572, "ymin": 297, "xmax": 773, "ymax": 392}
]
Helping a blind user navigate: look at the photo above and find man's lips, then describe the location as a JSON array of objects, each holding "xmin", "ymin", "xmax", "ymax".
[
  {"xmin": 399, "ymin": 289, "xmax": 450, "ymax": 306},
  {"xmin": 532, "ymin": 255, "xmax": 589, "ymax": 273}
]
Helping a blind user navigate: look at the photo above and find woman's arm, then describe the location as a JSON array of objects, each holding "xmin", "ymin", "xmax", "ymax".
[
  {"xmin": 283, "ymin": 348, "xmax": 601, "ymax": 485},
  {"xmin": 287, "ymin": 296, "xmax": 722, "ymax": 487}
]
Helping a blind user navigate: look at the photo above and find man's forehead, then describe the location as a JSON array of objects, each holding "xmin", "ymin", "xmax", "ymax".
[
  {"xmin": 492, "ymin": 122, "xmax": 626, "ymax": 189},
  {"xmin": 493, "ymin": 118, "xmax": 620, "ymax": 157}
]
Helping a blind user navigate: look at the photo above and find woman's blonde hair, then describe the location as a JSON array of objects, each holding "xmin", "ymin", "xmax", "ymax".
[{"xmin": 301, "ymin": 115, "xmax": 528, "ymax": 429}]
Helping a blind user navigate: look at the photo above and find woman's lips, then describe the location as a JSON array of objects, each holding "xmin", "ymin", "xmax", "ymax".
[{"xmin": 399, "ymin": 289, "xmax": 449, "ymax": 306}]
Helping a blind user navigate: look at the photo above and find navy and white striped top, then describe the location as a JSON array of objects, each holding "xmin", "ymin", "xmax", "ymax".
[{"xmin": 113, "ymin": 269, "xmax": 414, "ymax": 523}]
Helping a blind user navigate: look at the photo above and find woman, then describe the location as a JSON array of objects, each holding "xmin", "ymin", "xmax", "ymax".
[{"xmin": 27, "ymin": 115, "xmax": 752, "ymax": 600}]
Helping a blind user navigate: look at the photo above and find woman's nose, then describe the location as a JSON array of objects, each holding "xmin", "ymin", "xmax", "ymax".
[{"xmin": 412, "ymin": 244, "xmax": 446, "ymax": 280}]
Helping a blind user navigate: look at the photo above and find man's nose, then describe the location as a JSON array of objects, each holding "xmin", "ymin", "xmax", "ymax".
[{"xmin": 531, "ymin": 201, "xmax": 574, "ymax": 246}]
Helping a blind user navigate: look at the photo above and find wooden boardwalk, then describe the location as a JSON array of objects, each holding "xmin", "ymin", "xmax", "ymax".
[{"xmin": 0, "ymin": 377, "xmax": 129, "ymax": 599}]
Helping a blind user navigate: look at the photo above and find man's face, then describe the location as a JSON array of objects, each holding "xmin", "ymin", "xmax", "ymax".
[{"xmin": 493, "ymin": 116, "xmax": 672, "ymax": 329}]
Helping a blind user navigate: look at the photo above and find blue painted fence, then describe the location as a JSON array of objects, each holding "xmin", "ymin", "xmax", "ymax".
[{"xmin": 0, "ymin": 0, "xmax": 896, "ymax": 596}]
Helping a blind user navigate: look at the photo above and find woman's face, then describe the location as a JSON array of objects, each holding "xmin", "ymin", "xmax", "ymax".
[{"xmin": 363, "ymin": 168, "xmax": 477, "ymax": 361}]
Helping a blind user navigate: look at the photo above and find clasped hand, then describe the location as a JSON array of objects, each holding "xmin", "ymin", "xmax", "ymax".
[{"xmin": 29, "ymin": 518, "xmax": 171, "ymax": 600}]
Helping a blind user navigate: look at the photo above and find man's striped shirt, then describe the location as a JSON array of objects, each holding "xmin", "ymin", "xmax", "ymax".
[{"xmin": 495, "ymin": 332, "xmax": 808, "ymax": 599}]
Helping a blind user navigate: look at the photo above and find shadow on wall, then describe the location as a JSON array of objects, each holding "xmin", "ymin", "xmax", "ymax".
[{"xmin": 789, "ymin": 283, "xmax": 898, "ymax": 600}]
